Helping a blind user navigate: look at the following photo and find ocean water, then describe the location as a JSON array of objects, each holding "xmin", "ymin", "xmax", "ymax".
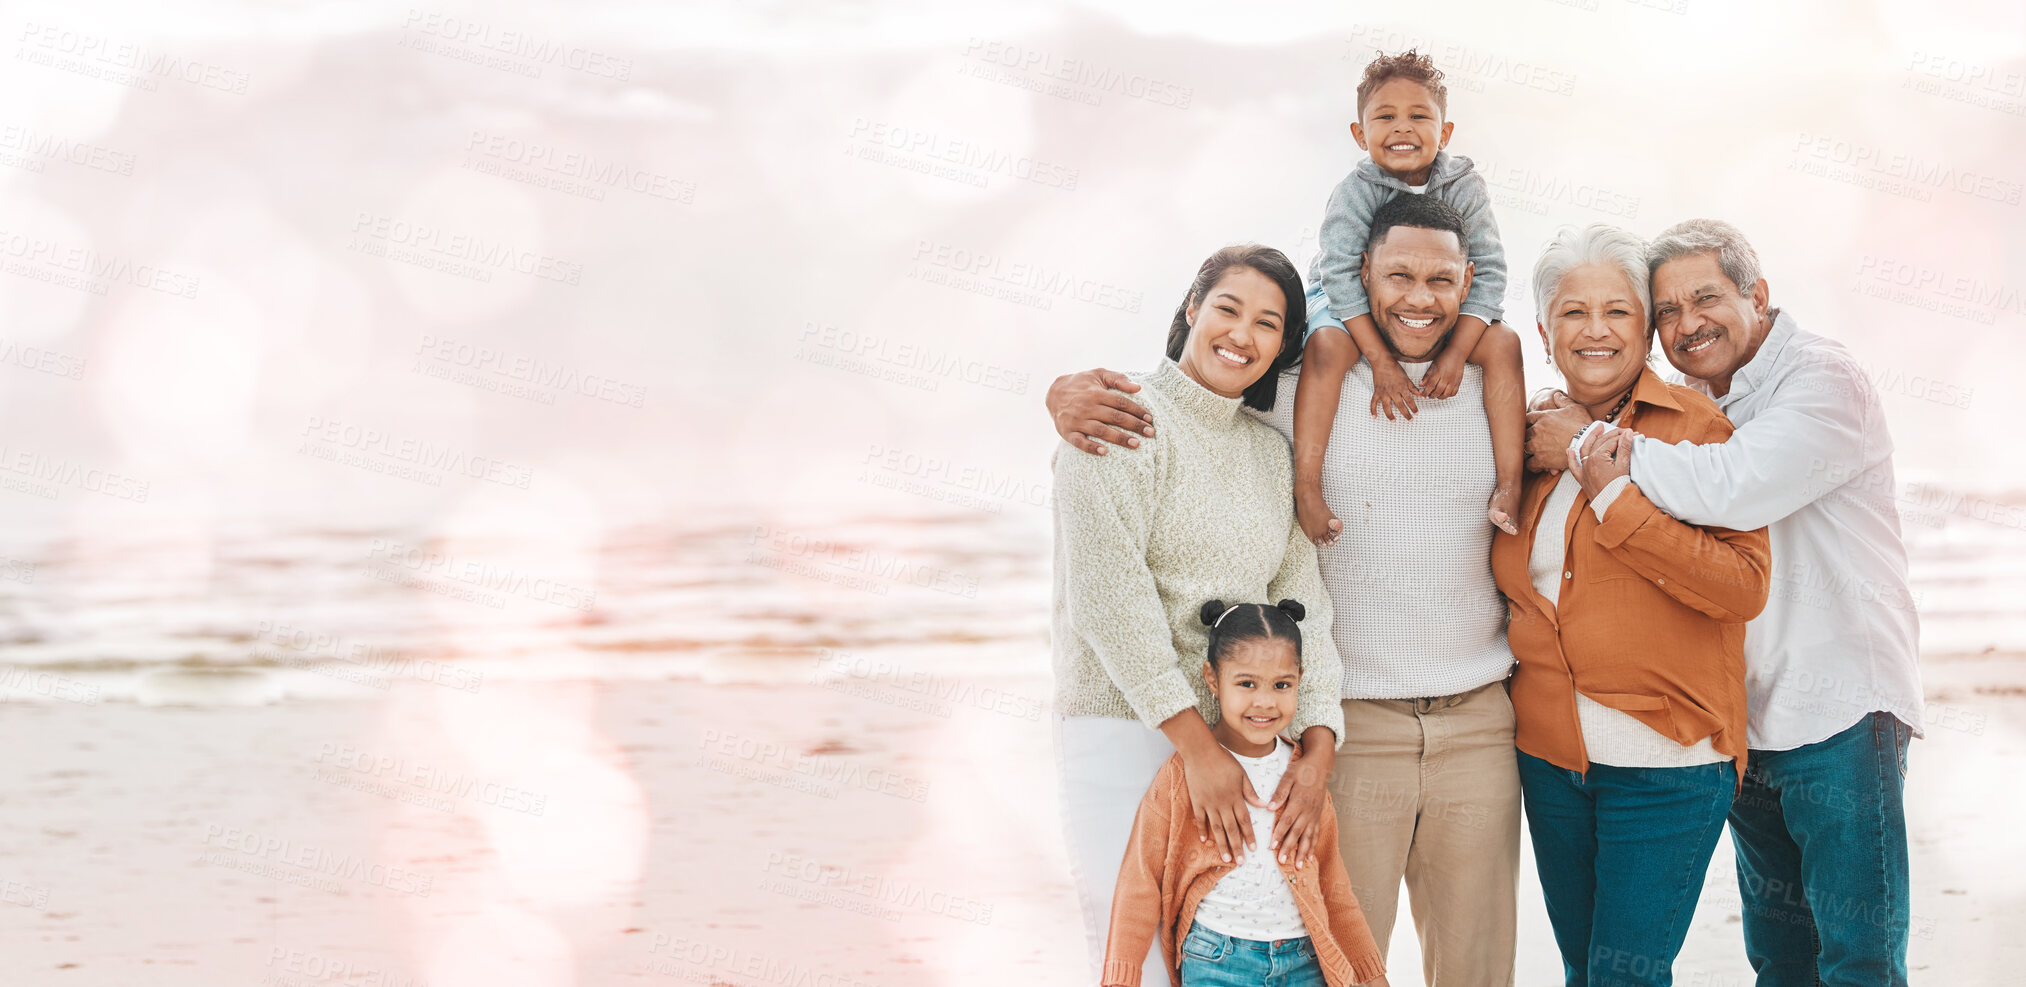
[{"xmin": 0, "ymin": 490, "xmax": 2017, "ymax": 706}]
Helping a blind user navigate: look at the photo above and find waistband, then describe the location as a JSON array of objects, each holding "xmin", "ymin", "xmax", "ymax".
[
  {"xmin": 1187, "ymin": 920, "xmax": 1313, "ymax": 954},
  {"xmin": 1350, "ymin": 677, "xmax": 1508, "ymax": 714}
]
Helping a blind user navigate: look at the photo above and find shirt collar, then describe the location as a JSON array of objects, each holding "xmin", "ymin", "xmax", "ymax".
[
  {"xmin": 1724, "ymin": 307, "xmax": 1796, "ymax": 404},
  {"xmin": 1149, "ymin": 357, "xmax": 1244, "ymax": 424},
  {"xmin": 1624, "ymin": 363, "xmax": 1682, "ymax": 417},
  {"xmin": 1684, "ymin": 308, "xmax": 1792, "ymax": 406}
]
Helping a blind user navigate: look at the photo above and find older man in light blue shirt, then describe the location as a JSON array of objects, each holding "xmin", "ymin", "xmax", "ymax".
[{"xmin": 1528, "ymin": 219, "xmax": 1922, "ymax": 987}]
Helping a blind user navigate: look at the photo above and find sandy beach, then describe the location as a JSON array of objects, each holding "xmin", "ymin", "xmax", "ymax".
[{"xmin": 0, "ymin": 651, "xmax": 2018, "ymax": 986}]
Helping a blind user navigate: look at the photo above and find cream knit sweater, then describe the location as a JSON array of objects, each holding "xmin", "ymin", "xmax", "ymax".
[{"xmin": 1050, "ymin": 357, "xmax": 1346, "ymax": 746}]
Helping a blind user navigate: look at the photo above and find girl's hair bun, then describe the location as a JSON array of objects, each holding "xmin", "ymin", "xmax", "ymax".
[
  {"xmin": 1199, "ymin": 599, "xmax": 1229, "ymax": 626},
  {"xmin": 1275, "ymin": 598, "xmax": 1306, "ymax": 622}
]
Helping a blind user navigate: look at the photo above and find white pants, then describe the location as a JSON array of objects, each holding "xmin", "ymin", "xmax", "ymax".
[{"xmin": 1054, "ymin": 714, "xmax": 1178, "ymax": 987}]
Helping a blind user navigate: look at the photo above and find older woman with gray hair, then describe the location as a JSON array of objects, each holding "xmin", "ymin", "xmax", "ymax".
[{"xmin": 1491, "ymin": 224, "xmax": 1772, "ymax": 987}]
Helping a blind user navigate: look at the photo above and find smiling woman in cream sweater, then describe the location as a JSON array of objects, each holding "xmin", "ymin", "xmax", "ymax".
[{"xmin": 1051, "ymin": 244, "xmax": 1345, "ymax": 987}]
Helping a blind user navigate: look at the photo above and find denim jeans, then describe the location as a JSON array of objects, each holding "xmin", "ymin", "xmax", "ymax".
[
  {"xmin": 1728, "ymin": 711, "xmax": 1913, "ymax": 987},
  {"xmin": 1517, "ymin": 751, "xmax": 1736, "ymax": 987},
  {"xmin": 1177, "ymin": 921, "xmax": 1326, "ymax": 987}
]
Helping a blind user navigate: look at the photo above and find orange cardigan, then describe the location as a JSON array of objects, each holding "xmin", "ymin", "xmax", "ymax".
[
  {"xmin": 1491, "ymin": 367, "xmax": 1770, "ymax": 776},
  {"xmin": 1101, "ymin": 741, "xmax": 1386, "ymax": 987}
]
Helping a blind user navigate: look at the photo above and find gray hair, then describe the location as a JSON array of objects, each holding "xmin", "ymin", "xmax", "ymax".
[
  {"xmin": 1647, "ymin": 218, "xmax": 1762, "ymax": 295},
  {"xmin": 1531, "ymin": 223, "xmax": 1651, "ymax": 327}
]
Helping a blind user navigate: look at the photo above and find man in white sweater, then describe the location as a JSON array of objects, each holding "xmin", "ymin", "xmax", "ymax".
[
  {"xmin": 1047, "ymin": 195, "xmax": 1521, "ymax": 986},
  {"xmin": 1525, "ymin": 219, "xmax": 1922, "ymax": 987}
]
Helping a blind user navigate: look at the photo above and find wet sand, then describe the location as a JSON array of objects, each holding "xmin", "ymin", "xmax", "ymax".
[{"xmin": 0, "ymin": 655, "xmax": 2019, "ymax": 985}]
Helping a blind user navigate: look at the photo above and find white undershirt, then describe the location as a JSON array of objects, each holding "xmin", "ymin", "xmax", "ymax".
[
  {"xmin": 1527, "ymin": 471, "xmax": 1724, "ymax": 768},
  {"xmin": 1405, "ymin": 182, "xmax": 1428, "ymax": 194},
  {"xmin": 1190, "ymin": 737, "xmax": 1310, "ymax": 940}
]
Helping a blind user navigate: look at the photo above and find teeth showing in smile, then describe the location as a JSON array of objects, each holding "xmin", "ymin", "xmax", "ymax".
[
  {"xmin": 1388, "ymin": 144, "xmax": 1417, "ymax": 151},
  {"xmin": 1399, "ymin": 316, "xmax": 1434, "ymax": 329},
  {"xmin": 1682, "ymin": 332, "xmax": 1720, "ymax": 354},
  {"xmin": 1245, "ymin": 715, "xmax": 1277, "ymax": 725},
  {"xmin": 1575, "ymin": 348, "xmax": 1616, "ymax": 357},
  {"xmin": 1214, "ymin": 346, "xmax": 1251, "ymax": 366}
]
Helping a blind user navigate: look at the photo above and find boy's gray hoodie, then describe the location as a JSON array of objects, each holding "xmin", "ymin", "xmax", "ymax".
[{"xmin": 1307, "ymin": 150, "xmax": 1506, "ymax": 328}]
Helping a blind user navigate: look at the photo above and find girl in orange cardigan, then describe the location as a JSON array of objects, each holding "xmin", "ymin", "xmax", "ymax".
[{"xmin": 1101, "ymin": 599, "xmax": 1390, "ymax": 987}]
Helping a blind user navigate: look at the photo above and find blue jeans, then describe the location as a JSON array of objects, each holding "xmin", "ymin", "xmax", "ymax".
[
  {"xmin": 1517, "ymin": 751, "xmax": 1736, "ymax": 987},
  {"xmin": 1728, "ymin": 711, "xmax": 1913, "ymax": 987},
  {"xmin": 1177, "ymin": 921, "xmax": 1325, "ymax": 987}
]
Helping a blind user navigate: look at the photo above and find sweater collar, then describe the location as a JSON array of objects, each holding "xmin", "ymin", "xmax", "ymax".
[{"xmin": 1149, "ymin": 357, "xmax": 1245, "ymax": 425}]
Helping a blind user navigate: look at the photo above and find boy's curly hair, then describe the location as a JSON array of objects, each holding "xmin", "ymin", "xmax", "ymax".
[{"xmin": 1356, "ymin": 48, "xmax": 1448, "ymax": 117}]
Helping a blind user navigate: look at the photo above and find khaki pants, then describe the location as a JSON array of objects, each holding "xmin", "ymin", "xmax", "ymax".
[{"xmin": 1330, "ymin": 681, "xmax": 1520, "ymax": 987}]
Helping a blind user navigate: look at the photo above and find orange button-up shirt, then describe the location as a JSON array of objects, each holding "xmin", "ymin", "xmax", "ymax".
[{"xmin": 1492, "ymin": 366, "xmax": 1771, "ymax": 776}]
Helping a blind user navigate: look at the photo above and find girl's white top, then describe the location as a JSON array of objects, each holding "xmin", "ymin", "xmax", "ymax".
[{"xmin": 1191, "ymin": 737, "xmax": 1311, "ymax": 941}]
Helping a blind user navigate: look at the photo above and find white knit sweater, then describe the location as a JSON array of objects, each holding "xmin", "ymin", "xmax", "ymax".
[{"xmin": 1050, "ymin": 358, "xmax": 1347, "ymax": 746}]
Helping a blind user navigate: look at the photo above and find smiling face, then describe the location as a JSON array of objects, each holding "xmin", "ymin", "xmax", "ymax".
[
  {"xmin": 1652, "ymin": 251, "xmax": 1771, "ymax": 386},
  {"xmin": 1178, "ymin": 265, "xmax": 1287, "ymax": 398},
  {"xmin": 1351, "ymin": 77, "xmax": 1452, "ymax": 187},
  {"xmin": 1203, "ymin": 637, "xmax": 1302, "ymax": 751},
  {"xmin": 1537, "ymin": 262, "xmax": 1651, "ymax": 406},
  {"xmin": 1361, "ymin": 225, "xmax": 1471, "ymax": 362}
]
